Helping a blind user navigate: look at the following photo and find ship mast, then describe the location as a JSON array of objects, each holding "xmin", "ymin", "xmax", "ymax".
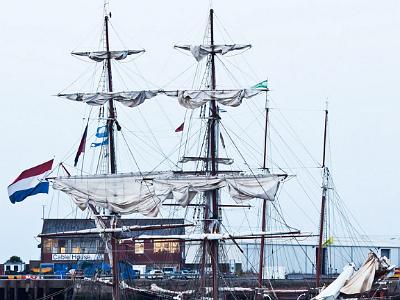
[
  {"xmin": 104, "ymin": 14, "xmax": 120, "ymax": 300},
  {"xmin": 316, "ymin": 104, "xmax": 329, "ymax": 287},
  {"xmin": 207, "ymin": 8, "xmax": 220, "ymax": 300},
  {"xmin": 258, "ymin": 93, "xmax": 269, "ymax": 290}
]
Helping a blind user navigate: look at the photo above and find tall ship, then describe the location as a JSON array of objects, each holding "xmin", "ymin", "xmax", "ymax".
[{"xmin": 7, "ymin": 1, "xmax": 398, "ymax": 300}]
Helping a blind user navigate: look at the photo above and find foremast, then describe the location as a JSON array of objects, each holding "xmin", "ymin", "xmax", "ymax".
[{"xmin": 102, "ymin": 13, "xmax": 121, "ymax": 300}]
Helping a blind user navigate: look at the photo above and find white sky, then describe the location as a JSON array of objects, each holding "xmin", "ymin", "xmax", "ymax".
[{"xmin": 1, "ymin": 0, "xmax": 400, "ymax": 262}]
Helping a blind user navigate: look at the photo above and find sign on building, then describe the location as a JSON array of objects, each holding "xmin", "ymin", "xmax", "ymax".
[{"xmin": 52, "ymin": 254, "xmax": 104, "ymax": 261}]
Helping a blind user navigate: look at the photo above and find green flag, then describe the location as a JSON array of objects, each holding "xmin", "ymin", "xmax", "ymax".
[
  {"xmin": 323, "ymin": 236, "xmax": 334, "ymax": 247},
  {"xmin": 253, "ymin": 80, "xmax": 268, "ymax": 89}
]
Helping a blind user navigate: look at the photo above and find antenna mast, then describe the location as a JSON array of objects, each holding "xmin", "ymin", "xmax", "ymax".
[{"xmin": 316, "ymin": 104, "xmax": 329, "ymax": 287}]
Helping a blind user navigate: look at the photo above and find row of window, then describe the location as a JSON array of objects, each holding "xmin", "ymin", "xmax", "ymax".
[
  {"xmin": 43, "ymin": 238, "xmax": 180, "ymax": 254},
  {"xmin": 134, "ymin": 241, "xmax": 180, "ymax": 254}
]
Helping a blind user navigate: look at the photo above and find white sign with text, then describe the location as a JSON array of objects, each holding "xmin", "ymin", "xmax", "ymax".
[{"xmin": 52, "ymin": 253, "xmax": 104, "ymax": 261}]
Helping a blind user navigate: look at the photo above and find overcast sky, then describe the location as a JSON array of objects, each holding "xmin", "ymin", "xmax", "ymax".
[{"xmin": 1, "ymin": 0, "xmax": 400, "ymax": 262}]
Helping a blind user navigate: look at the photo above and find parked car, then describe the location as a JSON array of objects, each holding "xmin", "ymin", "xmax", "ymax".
[
  {"xmin": 146, "ymin": 269, "xmax": 163, "ymax": 279},
  {"xmin": 181, "ymin": 269, "xmax": 199, "ymax": 279}
]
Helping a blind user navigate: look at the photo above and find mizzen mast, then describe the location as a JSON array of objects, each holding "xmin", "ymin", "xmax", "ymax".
[
  {"xmin": 316, "ymin": 104, "xmax": 329, "ymax": 287},
  {"xmin": 258, "ymin": 92, "xmax": 270, "ymax": 290}
]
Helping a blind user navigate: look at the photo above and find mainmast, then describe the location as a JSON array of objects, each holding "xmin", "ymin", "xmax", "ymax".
[
  {"xmin": 208, "ymin": 8, "xmax": 220, "ymax": 300},
  {"xmin": 104, "ymin": 14, "xmax": 120, "ymax": 300},
  {"xmin": 105, "ymin": 15, "xmax": 117, "ymax": 174},
  {"xmin": 316, "ymin": 105, "xmax": 329, "ymax": 287},
  {"xmin": 258, "ymin": 93, "xmax": 269, "ymax": 289}
]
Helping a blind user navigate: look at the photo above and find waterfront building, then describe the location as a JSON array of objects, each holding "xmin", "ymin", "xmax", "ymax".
[{"xmin": 39, "ymin": 218, "xmax": 185, "ymax": 275}]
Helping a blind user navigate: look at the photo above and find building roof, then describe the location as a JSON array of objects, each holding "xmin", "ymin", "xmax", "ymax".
[
  {"xmin": 41, "ymin": 218, "xmax": 185, "ymax": 238},
  {"xmin": 4, "ymin": 260, "xmax": 25, "ymax": 265}
]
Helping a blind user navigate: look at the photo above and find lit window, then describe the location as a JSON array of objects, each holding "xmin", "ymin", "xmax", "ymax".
[
  {"xmin": 171, "ymin": 242, "xmax": 180, "ymax": 253},
  {"xmin": 135, "ymin": 241, "xmax": 144, "ymax": 254},
  {"xmin": 154, "ymin": 240, "xmax": 180, "ymax": 253},
  {"xmin": 72, "ymin": 247, "xmax": 81, "ymax": 254},
  {"xmin": 43, "ymin": 239, "xmax": 58, "ymax": 254},
  {"xmin": 60, "ymin": 247, "xmax": 66, "ymax": 254}
]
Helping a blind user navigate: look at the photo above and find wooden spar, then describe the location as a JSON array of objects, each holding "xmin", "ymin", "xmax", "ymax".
[
  {"xmin": 118, "ymin": 232, "xmax": 315, "ymax": 243},
  {"xmin": 163, "ymin": 203, "xmax": 252, "ymax": 208},
  {"xmin": 208, "ymin": 8, "xmax": 219, "ymax": 300},
  {"xmin": 316, "ymin": 105, "xmax": 329, "ymax": 287},
  {"xmin": 258, "ymin": 90, "xmax": 270, "ymax": 289},
  {"xmin": 104, "ymin": 15, "xmax": 120, "ymax": 300}
]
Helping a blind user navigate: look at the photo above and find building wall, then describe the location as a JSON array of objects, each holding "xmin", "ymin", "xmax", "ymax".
[
  {"xmin": 223, "ymin": 242, "xmax": 400, "ymax": 275},
  {"xmin": 41, "ymin": 237, "xmax": 185, "ymax": 269},
  {"xmin": 4, "ymin": 263, "xmax": 25, "ymax": 274},
  {"xmin": 184, "ymin": 241, "xmax": 400, "ymax": 276}
]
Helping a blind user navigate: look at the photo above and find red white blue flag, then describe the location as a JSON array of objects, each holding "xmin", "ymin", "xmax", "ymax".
[{"xmin": 7, "ymin": 159, "xmax": 53, "ymax": 204}]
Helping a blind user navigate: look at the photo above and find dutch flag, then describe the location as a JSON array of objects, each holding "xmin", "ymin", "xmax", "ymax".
[{"xmin": 7, "ymin": 159, "xmax": 54, "ymax": 204}]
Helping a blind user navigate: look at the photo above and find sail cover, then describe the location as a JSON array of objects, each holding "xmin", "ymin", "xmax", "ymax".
[
  {"xmin": 163, "ymin": 89, "xmax": 262, "ymax": 109},
  {"xmin": 72, "ymin": 50, "xmax": 145, "ymax": 62},
  {"xmin": 58, "ymin": 91, "xmax": 159, "ymax": 107},
  {"xmin": 52, "ymin": 173, "xmax": 285, "ymax": 217},
  {"xmin": 175, "ymin": 44, "xmax": 251, "ymax": 62}
]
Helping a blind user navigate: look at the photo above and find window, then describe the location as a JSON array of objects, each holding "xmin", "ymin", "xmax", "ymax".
[
  {"xmin": 13, "ymin": 265, "xmax": 18, "ymax": 272},
  {"xmin": 43, "ymin": 239, "xmax": 58, "ymax": 254},
  {"xmin": 381, "ymin": 248, "xmax": 391, "ymax": 259},
  {"xmin": 59, "ymin": 240, "xmax": 67, "ymax": 253},
  {"xmin": 135, "ymin": 241, "xmax": 144, "ymax": 254},
  {"xmin": 72, "ymin": 247, "xmax": 81, "ymax": 254},
  {"xmin": 154, "ymin": 240, "xmax": 180, "ymax": 253}
]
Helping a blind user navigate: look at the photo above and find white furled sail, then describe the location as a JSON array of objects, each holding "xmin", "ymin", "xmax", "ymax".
[
  {"xmin": 52, "ymin": 173, "xmax": 161, "ymax": 217},
  {"xmin": 340, "ymin": 253, "xmax": 392, "ymax": 295},
  {"xmin": 174, "ymin": 44, "xmax": 251, "ymax": 62},
  {"xmin": 72, "ymin": 50, "xmax": 145, "ymax": 62},
  {"xmin": 313, "ymin": 264, "xmax": 355, "ymax": 300},
  {"xmin": 52, "ymin": 173, "xmax": 286, "ymax": 217},
  {"xmin": 57, "ymin": 90, "xmax": 159, "ymax": 107},
  {"xmin": 163, "ymin": 89, "xmax": 262, "ymax": 109}
]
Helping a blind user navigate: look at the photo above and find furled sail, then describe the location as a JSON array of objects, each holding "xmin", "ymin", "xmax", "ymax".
[
  {"xmin": 163, "ymin": 89, "xmax": 262, "ymax": 109},
  {"xmin": 52, "ymin": 173, "xmax": 286, "ymax": 217},
  {"xmin": 174, "ymin": 44, "xmax": 251, "ymax": 62},
  {"xmin": 72, "ymin": 50, "xmax": 145, "ymax": 62},
  {"xmin": 57, "ymin": 90, "xmax": 159, "ymax": 107},
  {"xmin": 120, "ymin": 230, "xmax": 302, "ymax": 242},
  {"xmin": 52, "ymin": 173, "xmax": 161, "ymax": 216}
]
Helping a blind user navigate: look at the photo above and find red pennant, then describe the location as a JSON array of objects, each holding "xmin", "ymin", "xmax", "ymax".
[
  {"xmin": 175, "ymin": 122, "xmax": 184, "ymax": 132},
  {"xmin": 74, "ymin": 124, "xmax": 88, "ymax": 167}
]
